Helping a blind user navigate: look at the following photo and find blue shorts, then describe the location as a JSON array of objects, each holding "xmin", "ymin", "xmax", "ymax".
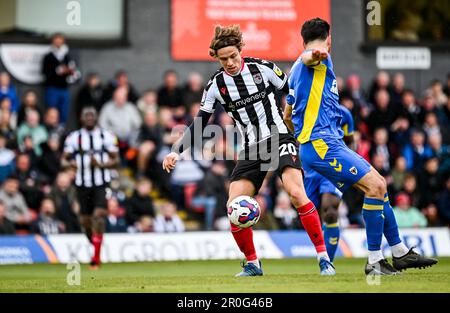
[
  {"xmin": 300, "ymin": 137, "xmax": 371, "ymax": 192},
  {"xmin": 303, "ymin": 164, "xmax": 343, "ymax": 208}
]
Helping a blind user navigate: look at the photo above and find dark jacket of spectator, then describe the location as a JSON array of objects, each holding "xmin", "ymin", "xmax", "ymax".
[
  {"xmin": 157, "ymin": 87, "xmax": 184, "ymax": 108},
  {"xmin": 38, "ymin": 141, "xmax": 61, "ymax": 184},
  {"xmin": 125, "ymin": 191, "xmax": 155, "ymax": 225}
]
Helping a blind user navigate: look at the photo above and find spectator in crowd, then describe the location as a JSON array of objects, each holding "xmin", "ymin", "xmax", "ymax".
[
  {"xmin": 0, "ymin": 134, "xmax": 15, "ymax": 184},
  {"xmin": 136, "ymin": 89, "xmax": 158, "ymax": 118},
  {"xmin": 401, "ymin": 173, "xmax": 421, "ymax": 208},
  {"xmin": 17, "ymin": 109, "xmax": 48, "ymax": 157},
  {"xmin": 192, "ymin": 161, "xmax": 228, "ymax": 230},
  {"xmin": 38, "ymin": 134, "xmax": 61, "ymax": 184},
  {"xmin": 125, "ymin": 177, "xmax": 155, "ymax": 226},
  {"xmin": 390, "ymin": 115, "xmax": 411, "ymax": 148},
  {"xmin": 427, "ymin": 133, "xmax": 450, "ymax": 174},
  {"xmin": 418, "ymin": 157, "xmax": 444, "ymax": 208},
  {"xmin": 437, "ymin": 178, "xmax": 450, "ymax": 226},
  {"xmin": 369, "ymin": 127, "xmax": 395, "ymax": 172},
  {"xmin": 444, "ymin": 73, "xmax": 450, "ymax": 97},
  {"xmin": 367, "ymin": 89, "xmax": 396, "ymax": 133},
  {"xmin": 157, "ymin": 70, "xmax": 184, "ymax": 109},
  {"xmin": 75, "ymin": 72, "xmax": 104, "ymax": 124},
  {"xmin": 48, "ymin": 171, "xmax": 81, "ymax": 233},
  {"xmin": 399, "ymin": 89, "xmax": 422, "ymax": 127},
  {"xmin": 423, "ymin": 112, "xmax": 441, "ymax": 139},
  {"xmin": 0, "ymin": 109, "xmax": 16, "ymax": 149},
  {"xmin": 14, "ymin": 153, "xmax": 43, "ymax": 210},
  {"xmin": 0, "ymin": 72, "xmax": 19, "ymax": 118},
  {"xmin": 103, "ymin": 70, "xmax": 139, "ymax": 104},
  {"xmin": 0, "ymin": 98, "xmax": 16, "ymax": 129},
  {"xmin": 42, "ymin": 33, "xmax": 79, "ymax": 124},
  {"xmin": 105, "ymin": 196, "xmax": 128, "ymax": 233},
  {"xmin": 0, "ymin": 174, "xmax": 31, "ymax": 229},
  {"xmin": 43, "ymin": 108, "xmax": 65, "ymax": 139},
  {"xmin": 391, "ymin": 156, "xmax": 408, "ymax": 192},
  {"xmin": 17, "ymin": 90, "xmax": 43, "ymax": 127},
  {"xmin": 128, "ymin": 215, "xmax": 153, "ymax": 233},
  {"xmin": 31, "ymin": 198, "xmax": 65, "ymax": 235},
  {"xmin": 0, "ymin": 200, "xmax": 15, "ymax": 235},
  {"xmin": 182, "ymin": 72, "xmax": 204, "ymax": 110},
  {"xmin": 353, "ymin": 131, "xmax": 371, "ymax": 162},
  {"xmin": 342, "ymin": 74, "xmax": 368, "ymax": 118},
  {"xmin": 153, "ymin": 202, "xmax": 185, "ymax": 233},
  {"xmin": 273, "ymin": 191, "xmax": 299, "ymax": 230},
  {"xmin": 425, "ymin": 79, "xmax": 448, "ymax": 108},
  {"xmin": 368, "ymin": 71, "xmax": 391, "ymax": 105},
  {"xmin": 393, "ymin": 192, "xmax": 427, "ymax": 228},
  {"xmin": 402, "ymin": 128, "xmax": 433, "ymax": 172},
  {"xmin": 99, "ymin": 87, "xmax": 142, "ymax": 145},
  {"xmin": 390, "ymin": 72, "xmax": 406, "ymax": 108},
  {"xmin": 133, "ymin": 108, "xmax": 163, "ymax": 177}
]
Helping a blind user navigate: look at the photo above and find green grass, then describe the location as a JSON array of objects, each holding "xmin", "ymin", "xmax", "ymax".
[{"xmin": 0, "ymin": 257, "xmax": 449, "ymax": 293}]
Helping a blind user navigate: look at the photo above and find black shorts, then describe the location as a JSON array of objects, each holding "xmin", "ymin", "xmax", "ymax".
[
  {"xmin": 76, "ymin": 186, "xmax": 108, "ymax": 215},
  {"xmin": 230, "ymin": 133, "xmax": 302, "ymax": 193}
]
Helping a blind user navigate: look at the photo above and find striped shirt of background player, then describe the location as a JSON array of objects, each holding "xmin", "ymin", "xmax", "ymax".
[
  {"xmin": 64, "ymin": 128, "xmax": 118, "ymax": 187},
  {"xmin": 200, "ymin": 57, "xmax": 289, "ymax": 149}
]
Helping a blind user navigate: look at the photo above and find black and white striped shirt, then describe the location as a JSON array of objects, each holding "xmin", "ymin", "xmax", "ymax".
[
  {"xmin": 64, "ymin": 127, "xmax": 118, "ymax": 187},
  {"xmin": 200, "ymin": 57, "xmax": 289, "ymax": 149}
]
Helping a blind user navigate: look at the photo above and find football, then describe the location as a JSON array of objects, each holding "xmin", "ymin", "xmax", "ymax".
[{"xmin": 227, "ymin": 196, "xmax": 261, "ymax": 228}]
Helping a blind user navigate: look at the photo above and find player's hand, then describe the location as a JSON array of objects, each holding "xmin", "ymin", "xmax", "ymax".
[
  {"xmin": 311, "ymin": 49, "xmax": 328, "ymax": 62},
  {"xmin": 162, "ymin": 152, "xmax": 179, "ymax": 173},
  {"xmin": 90, "ymin": 155, "xmax": 103, "ymax": 168},
  {"xmin": 69, "ymin": 159, "xmax": 78, "ymax": 170}
]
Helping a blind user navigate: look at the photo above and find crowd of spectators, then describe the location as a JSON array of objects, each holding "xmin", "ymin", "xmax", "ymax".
[{"xmin": 0, "ymin": 59, "xmax": 449, "ymax": 235}]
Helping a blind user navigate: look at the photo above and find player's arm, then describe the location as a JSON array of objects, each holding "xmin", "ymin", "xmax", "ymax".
[
  {"xmin": 283, "ymin": 104, "xmax": 294, "ymax": 133},
  {"xmin": 340, "ymin": 106, "xmax": 356, "ymax": 150},
  {"xmin": 163, "ymin": 81, "xmax": 216, "ymax": 173},
  {"xmin": 301, "ymin": 48, "xmax": 328, "ymax": 67},
  {"xmin": 61, "ymin": 134, "xmax": 77, "ymax": 169}
]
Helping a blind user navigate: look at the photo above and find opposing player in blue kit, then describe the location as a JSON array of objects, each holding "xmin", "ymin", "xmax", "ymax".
[
  {"xmin": 284, "ymin": 17, "xmax": 437, "ymax": 275},
  {"xmin": 300, "ymin": 105, "xmax": 354, "ymax": 263}
]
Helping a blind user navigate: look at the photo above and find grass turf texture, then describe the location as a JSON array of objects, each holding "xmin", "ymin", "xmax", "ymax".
[{"xmin": 0, "ymin": 257, "xmax": 448, "ymax": 293}]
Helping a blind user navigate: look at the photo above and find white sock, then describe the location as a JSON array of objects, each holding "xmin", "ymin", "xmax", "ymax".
[
  {"xmin": 247, "ymin": 259, "xmax": 260, "ymax": 268},
  {"xmin": 317, "ymin": 251, "xmax": 330, "ymax": 262},
  {"xmin": 368, "ymin": 250, "xmax": 384, "ymax": 264},
  {"xmin": 391, "ymin": 242, "xmax": 410, "ymax": 257}
]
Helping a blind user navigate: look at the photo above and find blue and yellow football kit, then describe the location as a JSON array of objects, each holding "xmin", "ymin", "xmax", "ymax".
[
  {"xmin": 302, "ymin": 105, "xmax": 354, "ymax": 208},
  {"xmin": 287, "ymin": 54, "xmax": 370, "ymax": 193}
]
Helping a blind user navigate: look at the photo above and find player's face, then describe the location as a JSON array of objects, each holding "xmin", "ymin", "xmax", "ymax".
[
  {"xmin": 216, "ymin": 46, "xmax": 242, "ymax": 75},
  {"xmin": 82, "ymin": 112, "xmax": 97, "ymax": 129}
]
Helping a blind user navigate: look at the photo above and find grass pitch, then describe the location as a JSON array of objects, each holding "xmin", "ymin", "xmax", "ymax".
[{"xmin": 0, "ymin": 257, "xmax": 448, "ymax": 293}]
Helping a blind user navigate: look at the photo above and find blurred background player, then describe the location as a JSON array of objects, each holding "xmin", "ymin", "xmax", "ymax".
[
  {"xmin": 163, "ymin": 24, "xmax": 335, "ymax": 276},
  {"xmin": 62, "ymin": 107, "xmax": 119, "ymax": 269},
  {"xmin": 301, "ymin": 104, "xmax": 354, "ymax": 263},
  {"xmin": 284, "ymin": 18, "xmax": 437, "ymax": 275}
]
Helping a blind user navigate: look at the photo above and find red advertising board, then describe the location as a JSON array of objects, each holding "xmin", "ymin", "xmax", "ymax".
[{"xmin": 171, "ymin": 0, "xmax": 330, "ymax": 61}]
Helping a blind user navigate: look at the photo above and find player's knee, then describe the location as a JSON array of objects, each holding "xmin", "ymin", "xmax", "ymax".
[
  {"xmin": 286, "ymin": 188, "xmax": 307, "ymax": 207},
  {"xmin": 323, "ymin": 207, "xmax": 339, "ymax": 224},
  {"xmin": 367, "ymin": 177, "xmax": 386, "ymax": 199}
]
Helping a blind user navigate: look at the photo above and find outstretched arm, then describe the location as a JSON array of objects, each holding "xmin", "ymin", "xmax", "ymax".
[
  {"xmin": 162, "ymin": 109, "xmax": 212, "ymax": 173},
  {"xmin": 301, "ymin": 48, "xmax": 328, "ymax": 67}
]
